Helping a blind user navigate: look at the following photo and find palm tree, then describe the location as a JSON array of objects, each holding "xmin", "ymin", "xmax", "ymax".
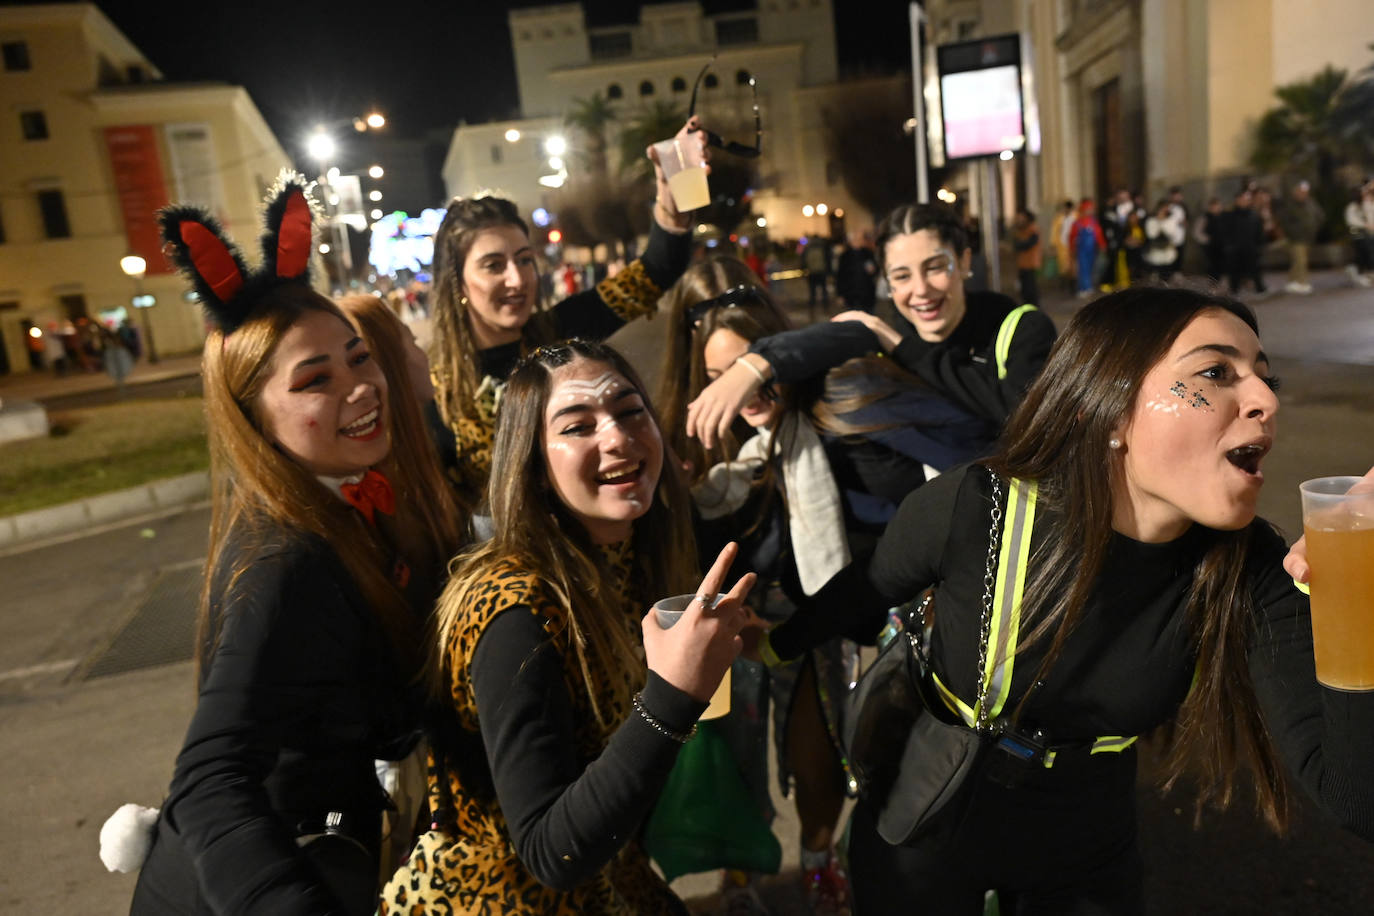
[
  {"xmin": 1250, "ymin": 65, "xmax": 1363, "ymax": 240},
  {"xmin": 618, "ymin": 101, "xmax": 687, "ymax": 183},
  {"xmin": 565, "ymin": 93, "xmax": 617, "ymax": 182},
  {"xmin": 1332, "ymin": 43, "xmax": 1374, "ymax": 166}
]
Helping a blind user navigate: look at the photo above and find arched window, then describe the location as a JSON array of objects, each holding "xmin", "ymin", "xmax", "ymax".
[
  {"xmin": 639, "ymin": 80, "xmax": 655, "ymax": 96},
  {"xmin": 671, "ymin": 76, "xmax": 687, "ymax": 92},
  {"xmin": 607, "ymin": 83, "xmax": 623, "ymax": 99},
  {"xmin": 736, "ymin": 69, "xmax": 752, "ymax": 85},
  {"xmin": 704, "ymin": 73, "xmax": 718, "ymax": 89}
]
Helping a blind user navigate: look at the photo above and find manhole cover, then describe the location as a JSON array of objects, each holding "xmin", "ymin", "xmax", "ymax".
[{"xmin": 82, "ymin": 562, "xmax": 203, "ymax": 679}]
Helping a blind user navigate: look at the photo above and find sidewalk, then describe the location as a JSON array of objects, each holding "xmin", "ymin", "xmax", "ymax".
[{"xmin": 0, "ymin": 351, "xmax": 203, "ymax": 405}]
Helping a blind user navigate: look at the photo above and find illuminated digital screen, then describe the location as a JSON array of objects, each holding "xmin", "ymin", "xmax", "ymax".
[{"xmin": 940, "ymin": 64, "xmax": 1024, "ymax": 160}]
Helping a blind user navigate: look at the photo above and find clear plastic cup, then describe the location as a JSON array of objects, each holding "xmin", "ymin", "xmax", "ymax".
[
  {"xmin": 652, "ymin": 137, "xmax": 710, "ymax": 212},
  {"xmin": 1299, "ymin": 476, "xmax": 1374, "ymax": 691},
  {"xmin": 651, "ymin": 592, "xmax": 731, "ymax": 719}
]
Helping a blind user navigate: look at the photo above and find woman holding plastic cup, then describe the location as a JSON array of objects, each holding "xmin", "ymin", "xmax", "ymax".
[
  {"xmin": 427, "ymin": 119, "xmax": 707, "ymax": 511},
  {"xmin": 380, "ymin": 339, "xmax": 755, "ymax": 914},
  {"xmin": 795, "ymin": 287, "xmax": 1374, "ymax": 913}
]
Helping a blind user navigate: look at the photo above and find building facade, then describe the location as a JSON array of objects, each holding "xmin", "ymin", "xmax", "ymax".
[
  {"xmin": 923, "ymin": 0, "xmax": 1373, "ymax": 222},
  {"xmin": 442, "ymin": 0, "xmax": 888, "ymax": 243},
  {"xmin": 0, "ymin": 3, "xmax": 290, "ymax": 375}
]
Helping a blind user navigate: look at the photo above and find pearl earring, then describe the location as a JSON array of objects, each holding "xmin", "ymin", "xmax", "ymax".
[{"xmin": 1109, "ymin": 437, "xmax": 1122, "ymax": 450}]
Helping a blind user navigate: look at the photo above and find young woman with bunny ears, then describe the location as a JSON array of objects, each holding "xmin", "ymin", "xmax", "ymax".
[{"xmin": 129, "ymin": 175, "xmax": 461, "ymax": 916}]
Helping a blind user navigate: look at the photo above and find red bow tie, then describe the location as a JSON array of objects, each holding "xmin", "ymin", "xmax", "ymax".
[{"xmin": 340, "ymin": 470, "xmax": 395, "ymax": 525}]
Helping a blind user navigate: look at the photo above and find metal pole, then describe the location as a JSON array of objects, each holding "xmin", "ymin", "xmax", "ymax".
[
  {"xmin": 135, "ymin": 276, "xmax": 159, "ymax": 364},
  {"xmin": 910, "ymin": 2, "xmax": 929, "ymax": 204},
  {"xmin": 982, "ymin": 159, "xmax": 1001, "ymax": 293}
]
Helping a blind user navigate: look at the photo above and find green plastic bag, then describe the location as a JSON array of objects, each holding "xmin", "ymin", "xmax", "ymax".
[{"xmin": 643, "ymin": 719, "xmax": 782, "ymax": 881}]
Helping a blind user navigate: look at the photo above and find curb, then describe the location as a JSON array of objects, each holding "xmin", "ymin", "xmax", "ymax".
[{"xmin": 0, "ymin": 470, "xmax": 209, "ymax": 551}]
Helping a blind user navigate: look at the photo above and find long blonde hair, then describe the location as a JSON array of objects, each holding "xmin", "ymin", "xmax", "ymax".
[
  {"xmin": 199, "ymin": 285, "xmax": 452, "ymax": 681},
  {"xmin": 433, "ymin": 339, "xmax": 696, "ymax": 729}
]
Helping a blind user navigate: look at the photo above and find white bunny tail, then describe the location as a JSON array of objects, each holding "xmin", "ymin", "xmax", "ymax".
[{"xmin": 98, "ymin": 803, "xmax": 160, "ymax": 874}]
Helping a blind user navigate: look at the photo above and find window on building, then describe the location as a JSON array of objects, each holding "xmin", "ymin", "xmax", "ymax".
[
  {"xmin": 2, "ymin": 40, "xmax": 31, "ymax": 71},
  {"xmin": 671, "ymin": 76, "xmax": 687, "ymax": 92},
  {"xmin": 704, "ymin": 73, "xmax": 719, "ymax": 90},
  {"xmin": 715, "ymin": 17, "xmax": 759, "ymax": 46},
  {"xmin": 639, "ymin": 80, "xmax": 655, "ymax": 97},
  {"xmin": 589, "ymin": 31, "xmax": 632, "ymax": 60},
  {"xmin": 736, "ymin": 69, "xmax": 752, "ymax": 85},
  {"xmin": 607, "ymin": 83, "xmax": 623, "ymax": 100},
  {"xmin": 37, "ymin": 189, "xmax": 70, "ymax": 239},
  {"xmin": 60, "ymin": 293, "xmax": 88, "ymax": 320},
  {"xmin": 97, "ymin": 55, "xmax": 121, "ymax": 86},
  {"xmin": 957, "ymin": 19, "xmax": 978, "ymax": 39},
  {"xmin": 20, "ymin": 110, "xmax": 48, "ymax": 141}
]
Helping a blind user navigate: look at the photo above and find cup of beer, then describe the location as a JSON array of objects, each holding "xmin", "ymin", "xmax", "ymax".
[
  {"xmin": 1299, "ymin": 476, "xmax": 1374, "ymax": 691},
  {"xmin": 652, "ymin": 593, "xmax": 731, "ymax": 719},
  {"xmin": 651, "ymin": 137, "xmax": 710, "ymax": 212}
]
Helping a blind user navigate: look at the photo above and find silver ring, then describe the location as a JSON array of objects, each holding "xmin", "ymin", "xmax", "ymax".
[{"xmin": 694, "ymin": 593, "xmax": 712, "ymax": 605}]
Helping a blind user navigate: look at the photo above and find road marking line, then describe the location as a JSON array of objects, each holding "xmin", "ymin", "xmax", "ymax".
[{"xmin": 0, "ymin": 658, "xmax": 78, "ymax": 682}]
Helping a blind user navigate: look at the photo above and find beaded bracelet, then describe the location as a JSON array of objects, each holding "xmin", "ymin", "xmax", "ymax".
[
  {"xmin": 734, "ymin": 355, "xmax": 769, "ymax": 385},
  {"xmin": 632, "ymin": 692, "xmax": 698, "ymax": 744}
]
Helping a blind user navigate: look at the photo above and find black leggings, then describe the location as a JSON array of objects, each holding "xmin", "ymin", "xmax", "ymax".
[{"xmin": 846, "ymin": 753, "xmax": 1144, "ymax": 916}]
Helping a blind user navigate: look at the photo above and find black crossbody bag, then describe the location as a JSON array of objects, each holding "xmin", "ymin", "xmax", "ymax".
[{"xmin": 843, "ymin": 472, "xmax": 1035, "ymax": 846}]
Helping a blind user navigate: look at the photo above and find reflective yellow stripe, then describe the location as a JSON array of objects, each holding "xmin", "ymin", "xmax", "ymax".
[
  {"xmin": 931, "ymin": 475, "xmax": 1141, "ymax": 762},
  {"xmin": 982, "ymin": 479, "xmax": 1037, "ymax": 720},
  {"xmin": 995, "ymin": 304, "xmax": 1037, "ymax": 380},
  {"xmin": 1090, "ymin": 736, "xmax": 1138, "ymax": 754},
  {"xmin": 932, "ymin": 671, "xmax": 976, "ymax": 726}
]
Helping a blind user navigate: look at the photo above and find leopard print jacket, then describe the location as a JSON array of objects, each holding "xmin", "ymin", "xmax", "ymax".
[
  {"xmin": 443, "ymin": 260, "xmax": 663, "ymax": 504},
  {"xmin": 382, "ymin": 543, "xmax": 681, "ymax": 915}
]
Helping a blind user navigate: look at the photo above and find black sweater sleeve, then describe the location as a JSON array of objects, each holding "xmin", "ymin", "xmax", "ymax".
[
  {"xmin": 749, "ymin": 320, "xmax": 882, "ymax": 384},
  {"xmin": 160, "ymin": 545, "xmax": 366, "ymax": 915},
  {"xmin": 1246, "ymin": 527, "xmax": 1374, "ymax": 840},
  {"xmin": 868, "ymin": 465, "xmax": 967, "ymax": 605},
  {"xmin": 889, "ymin": 307, "xmax": 1056, "ymax": 425},
  {"xmin": 470, "ymin": 608, "xmax": 706, "ymax": 891}
]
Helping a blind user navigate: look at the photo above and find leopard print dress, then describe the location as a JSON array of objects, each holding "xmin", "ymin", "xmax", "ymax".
[
  {"xmin": 382, "ymin": 542, "xmax": 682, "ymax": 915},
  {"xmin": 442, "ymin": 261, "xmax": 664, "ymax": 504}
]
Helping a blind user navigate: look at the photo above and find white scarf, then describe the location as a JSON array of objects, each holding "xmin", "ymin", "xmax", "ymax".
[{"xmin": 692, "ymin": 419, "xmax": 850, "ymax": 595}]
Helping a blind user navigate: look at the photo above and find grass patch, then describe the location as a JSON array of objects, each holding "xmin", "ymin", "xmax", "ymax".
[{"xmin": 0, "ymin": 397, "xmax": 208, "ymax": 516}]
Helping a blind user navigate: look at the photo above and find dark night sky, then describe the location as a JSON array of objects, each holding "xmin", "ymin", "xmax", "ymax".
[{"xmin": 48, "ymin": 0, "xmax": 916, "ymax": 158}]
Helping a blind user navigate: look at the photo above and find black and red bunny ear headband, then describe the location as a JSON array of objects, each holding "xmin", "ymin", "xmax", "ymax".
[{"xmin": 158, "ymin": 170, "xmax": 321, "ymax": 334}]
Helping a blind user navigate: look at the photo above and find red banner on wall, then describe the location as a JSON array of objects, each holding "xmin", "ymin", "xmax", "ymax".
[{"xmin": 104, "ymin": 125, "xmax": 172, "ymax": 274}]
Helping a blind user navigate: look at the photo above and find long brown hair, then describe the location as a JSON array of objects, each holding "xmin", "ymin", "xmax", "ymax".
[
  {"xmin": 199, "ymin": 285, "xmax": 451, "ymax": 681},
  {"xmin": 429, "ymin": 195, "xmax": 556, "ymax": 434},
  {"xmin": 338, "ymin": 293, "xmax": 463, "ymax": 571},
  {"xmin": 433, "ymin": 339, "xmax": 697, "ymax": 728},
  {"xmin": 986, "ymin": 285, "xmax": 1289, "ymax": 831}
]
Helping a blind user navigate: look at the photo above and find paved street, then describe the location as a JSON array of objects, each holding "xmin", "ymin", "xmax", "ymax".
[{"xmin": 2, "ymin": 273, "xmax": 1372, "ymax": 913}]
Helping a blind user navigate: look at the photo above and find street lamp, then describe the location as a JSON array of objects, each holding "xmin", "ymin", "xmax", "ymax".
[{"xmin": 119, "ymin": 254, "xmax": 159, "ymax": 364}]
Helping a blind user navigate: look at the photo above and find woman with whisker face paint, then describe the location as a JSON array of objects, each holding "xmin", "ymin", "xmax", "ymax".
[
  {"xmin": 128, "ymin": 176, "xmax": 462, "ymax": 916},
  {"xmin": 386, "ymin": 339, "xmax": 755, "ymax": 914},
  {"xmin": 839, "ymin": 286, "xmax": 1374, "ymax": 914},
  {"xmin": 427, "ymin": 118, "xmax": 711, "ymax": 514}
]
